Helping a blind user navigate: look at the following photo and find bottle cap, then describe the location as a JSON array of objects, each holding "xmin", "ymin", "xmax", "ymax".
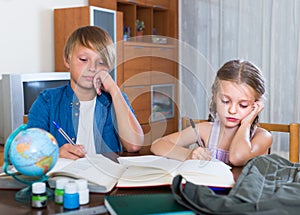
[
  {"xmin": 56, "ymin": 178, "xmax": 69, "ymax": 189},
  {"xmin": 64, "ymin": 181, "xmax": 78, "ymax": 194},
  {"xmin": 32, "ymin": 182, "xmax": 46, "ymax": 194}
]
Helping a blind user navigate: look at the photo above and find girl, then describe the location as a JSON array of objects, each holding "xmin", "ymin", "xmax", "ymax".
[
  {"xmin": 151, "ymin": 59, "xmax": 272, "ymax": 166},
  {"xmin": 27, "ymin": 26, "xmax": 144, "ymax": 159}
]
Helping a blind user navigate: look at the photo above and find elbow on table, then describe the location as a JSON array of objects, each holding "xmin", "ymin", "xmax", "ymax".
[
  {"xmin": 126, "ymin": 144, "xmax": 142, "ymax": 152},
  {"xmin": 123, "ymin": 136, "xmax": 144, "ymax": 152}
]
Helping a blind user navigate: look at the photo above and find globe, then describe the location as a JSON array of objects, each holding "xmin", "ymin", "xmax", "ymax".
[
  {"xmin": 3, "ymin": 124, "xmax": 59, "ymax": 203},
  {"xmin": 9, "ymin": 127, "xmax": 59, "ymax": 177}
]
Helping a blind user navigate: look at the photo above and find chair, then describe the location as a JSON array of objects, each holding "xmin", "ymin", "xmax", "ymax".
[
  {"xmin": 23, "ymin": 115, "xmax": 28, "ymax": 124},
  {"xmin": 181, "ymin": 117, "xmax": 300, "ymax": 163}
]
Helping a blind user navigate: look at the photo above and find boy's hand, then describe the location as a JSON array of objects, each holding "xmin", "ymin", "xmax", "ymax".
[
  {"xmin": 93, "ymin": 70, "xmax": 114, "ymax": 95},
  {"xmin": 59, "ymin": 143, "xmax": 86, "ymax": 160}
]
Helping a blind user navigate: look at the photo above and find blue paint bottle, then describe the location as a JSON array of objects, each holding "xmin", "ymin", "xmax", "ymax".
[{"xmin": 63, "ymin": 181, "xmax": 79, "ymax": 210}]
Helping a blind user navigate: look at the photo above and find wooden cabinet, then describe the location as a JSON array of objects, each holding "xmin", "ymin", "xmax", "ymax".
[
  {"xmin": 122, "ymin": 42, "xmax": 178, "ymax": 146},
  {"xmin": 54, "ymin": 0, "xmax": 178, "ymax": 151}
]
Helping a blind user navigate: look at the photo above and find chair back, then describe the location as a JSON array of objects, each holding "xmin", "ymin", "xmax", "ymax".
[{"xmin": 181, "ymin": 117, "xmax": 300, "ymax": 163}]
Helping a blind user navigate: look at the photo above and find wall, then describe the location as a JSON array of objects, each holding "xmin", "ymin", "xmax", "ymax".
[
  {"xmin": 179, "ymin": 0, "xmax": 300, "ymax": 158},
  {"xmin": 0, "ymin": 0, "xmax": 88, "ymax": 77}
]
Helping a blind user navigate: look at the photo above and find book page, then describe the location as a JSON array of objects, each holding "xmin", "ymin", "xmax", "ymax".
[
  {"xmin": 117, "ymin": 155, "xmax": 179, "ymax": 187},
  {"xmin": 176, "ymin": 160, "xmax": 235, "ymax": 187},
  {"xmin": 117, "ymin": 155, "xmax": 235, "ymax": 188},
  {"xmin": 117, "ymin": 166, "xmax": 172, "ymax": 187},
  {"xmin": 48, "ymin": 154, "xmax": 126, "ymax": 193}
]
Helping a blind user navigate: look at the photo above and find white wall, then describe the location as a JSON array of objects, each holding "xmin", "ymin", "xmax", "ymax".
[{"xmin": 0, "ymin": 0, "xmax": 88, "ymax": 77}]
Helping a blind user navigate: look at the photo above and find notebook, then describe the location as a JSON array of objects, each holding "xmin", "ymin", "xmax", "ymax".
[{"xmin": 104, "ymin": 193, "xmax": 195, "ymax": 215}]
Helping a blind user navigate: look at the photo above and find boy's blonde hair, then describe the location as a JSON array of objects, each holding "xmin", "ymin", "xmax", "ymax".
[{"xmin": 64, "ymin": 26, "xmax": 115, "ymax": 70}]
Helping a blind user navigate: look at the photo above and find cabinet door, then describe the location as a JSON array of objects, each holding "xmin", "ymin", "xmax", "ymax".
[
  {"xmin": 123, "ymin": 86, "xmax": 151, "ymax": 124},
  {"xmin": 54, "ymin": 7, "xmax": 90, "ymax": 72},
  {"xmin": 150, "ymin": 119, "xmax": 176, "ymax": 142},
  {"xmin": 123, "ymin": 45, "xmax": 152, "ymax": 86},
  {"xmin": 151, "ymin": 47, "xmax": 176, "ymax": 84}
]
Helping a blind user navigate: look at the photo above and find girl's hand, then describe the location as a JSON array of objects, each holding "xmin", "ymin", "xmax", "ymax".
[
  {"xmin": 93, "ymin": 70, "xmax": 115, "ymax": 95},
  {"xmin": 190, "ymin": 147, "xmax": 212, "ymax": 160},
  {"xmin": 242, "ymin": 100, "xmax": 264, "ymax": 125}
]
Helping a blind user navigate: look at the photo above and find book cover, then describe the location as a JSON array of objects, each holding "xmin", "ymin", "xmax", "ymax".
[{"xmin": 104, "ymin": 193, "xmax": 195, "ymax": 215}]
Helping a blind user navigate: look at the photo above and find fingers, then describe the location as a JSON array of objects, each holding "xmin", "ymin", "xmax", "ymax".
[
  {"xmin": 191, "ymin": 148, "xmax": 212, "ymax": 160},
  {"xmin": 59, "ymin": 144, "xmax": 86, "ymax": 160},
  {"xmin": 242, "ymin": 101, "xmax": 264, "ymax": 125},
  {"xmin": 93, "ymin": 70, "xmax": 110, "ymax": 95},
  {"xmin": 254, "ymin": 100, "xmax": 264, "ymax": 113}
]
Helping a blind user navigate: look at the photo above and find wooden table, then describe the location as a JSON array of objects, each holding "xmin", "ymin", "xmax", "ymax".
[
  {"xmin": 0, "ymin": 151, "xmax": 243, "ymax": 214},
  {"xmin": 0, "ymin": 186, "xmax": 172, "ymax": 215}
]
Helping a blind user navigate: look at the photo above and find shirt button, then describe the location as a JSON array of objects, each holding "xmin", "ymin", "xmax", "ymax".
[
  {"xmin": 75, "ymin": 113, "xmax": 79, "ymax": 117},
  {"xmin": 75, "ymin": 102, "xmax": 79, "ymax": 106}
]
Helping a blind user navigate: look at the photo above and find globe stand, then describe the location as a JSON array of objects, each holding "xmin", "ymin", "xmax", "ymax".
[{"xmin": 15, "ymin": 184, "xmax": 54, "ymax": 203}]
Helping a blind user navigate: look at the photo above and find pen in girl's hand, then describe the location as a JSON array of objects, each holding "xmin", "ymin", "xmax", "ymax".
[
  {"xmin": 52, "ymin": 121, "xmax": 76, "ymax": 145},
  {"xmin": 189, "ymin": 118, "xmax": 205, "ymax": 148}
]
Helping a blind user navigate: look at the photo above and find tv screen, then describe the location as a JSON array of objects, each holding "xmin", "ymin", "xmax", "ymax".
[{"xmin": 23, "ymin": 80, "xmax": 69, "ymax": 114}]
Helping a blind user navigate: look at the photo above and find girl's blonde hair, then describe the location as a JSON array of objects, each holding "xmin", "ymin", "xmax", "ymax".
[
  {"xmin": 64, "ymin": 26, "xmax": 115, "ymax": 70},
  {"xmin": 209, "ymin": 59, "xmax": 266, "ymax": 134}
]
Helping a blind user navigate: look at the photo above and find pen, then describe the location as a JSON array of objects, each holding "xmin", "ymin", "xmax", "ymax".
[
  {"xmin": 52, "ymin": 121, "xmax": 76, "ymax": 145},
  {"xmin": 189, "ymin": 118, "xmax": 205, "ymax": 148}
]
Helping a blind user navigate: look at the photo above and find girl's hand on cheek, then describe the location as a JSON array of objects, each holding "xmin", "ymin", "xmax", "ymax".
[{"xmin": 242, "ymin": 100, "xmax": 264, "ymax": 125}]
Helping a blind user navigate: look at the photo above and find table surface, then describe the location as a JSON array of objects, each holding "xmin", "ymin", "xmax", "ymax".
[
  {"xmin": 0, "ymin": 151, "xmax": 243, "ymax": 215},
  {"xmin": 0, "ymin": 185, "xmax": 172, "ymax": 215}
]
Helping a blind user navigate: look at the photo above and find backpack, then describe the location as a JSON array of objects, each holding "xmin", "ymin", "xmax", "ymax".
[{"xmin": 172, "ymin": 154, "xmax": 300, "ymax": 215}]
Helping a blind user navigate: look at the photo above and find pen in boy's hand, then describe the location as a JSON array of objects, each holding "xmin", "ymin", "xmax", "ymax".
[
  {"xmin": 52, "ymin": 121, "xmax": 76, "ymax": 145},
  {"xmin": 189, "ymin": 118, "xmax": 205, "ymax": 148}
]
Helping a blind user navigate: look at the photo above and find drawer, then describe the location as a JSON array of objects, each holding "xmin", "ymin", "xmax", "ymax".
[
  {"xmin": 151, "ymin": 47, "xmax": 175, "ymax": 60},
  {"xmin": 124, "ymin": 45, "xmax": 152, "ymax": 62}
]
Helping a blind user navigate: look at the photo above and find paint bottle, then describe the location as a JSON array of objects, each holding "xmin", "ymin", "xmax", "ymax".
[
  {"xmin": 63, "ymin": 181, "xmax": 79, "ymax": 210},
  {"xmin": 31, "ymin": 182, "xmax": 48, "ymax": 208},
  {"xmin": 55, "ymin": 178, "xmax": 69, "ymax": 204},
  {"xmin": 75, "ymin": 179, "xmax": 89, "ymax": 205}
]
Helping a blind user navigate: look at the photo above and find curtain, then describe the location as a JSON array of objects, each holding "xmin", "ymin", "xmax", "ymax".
[{"xmin": 179, "ymin": 0, "xmax": 300, "ymax": 158}]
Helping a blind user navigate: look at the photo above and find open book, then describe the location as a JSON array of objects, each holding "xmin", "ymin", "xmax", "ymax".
[
  {"xmin": 47, "ymin": 154, "xmax": 126, "ymax": 193},
  {"xmin": 47, "ymin": 154, "xmax": 235, "ymax": 193},
  {"xmin": 116, "ymin": 155, "xmax": 235, "ymax": 188}
]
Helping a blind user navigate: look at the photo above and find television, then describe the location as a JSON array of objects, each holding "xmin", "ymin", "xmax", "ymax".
[{"xmin": 0, "ymin": 72, "xmax": 70, "ymax": 144}]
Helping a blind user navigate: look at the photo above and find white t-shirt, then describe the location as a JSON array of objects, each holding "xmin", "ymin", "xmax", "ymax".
[{"xmin": 77, "ymin": 97, "xmax": 96, "ymax": 154}]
